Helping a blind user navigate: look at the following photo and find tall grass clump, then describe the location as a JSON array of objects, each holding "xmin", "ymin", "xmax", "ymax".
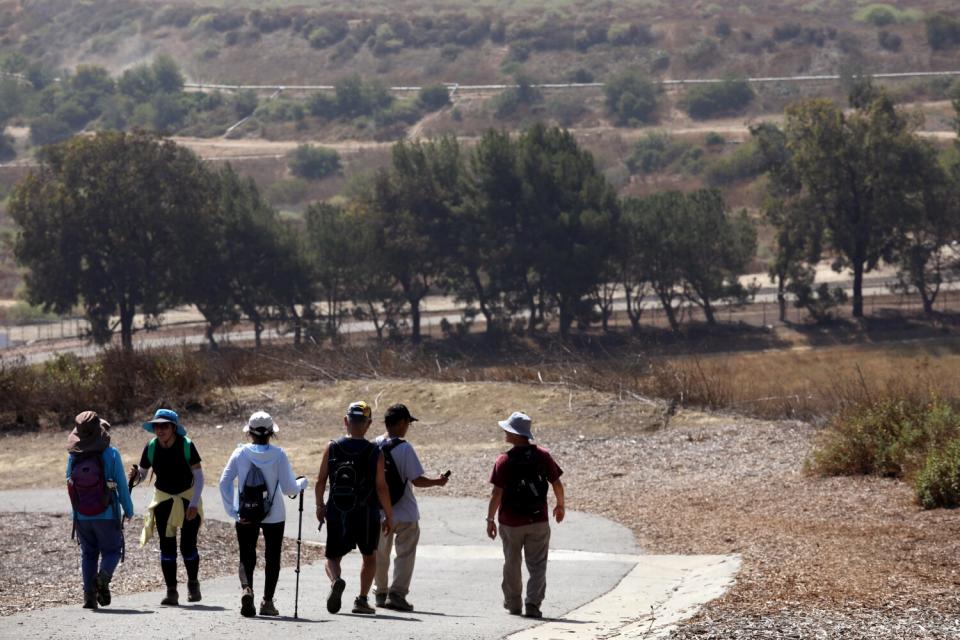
[{"xmin": 808, "ymin": 399, "xmax": 960, "ymax": 507}]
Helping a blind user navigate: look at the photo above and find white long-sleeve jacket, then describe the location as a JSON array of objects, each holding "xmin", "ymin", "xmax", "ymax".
[{"xmin": 219, "ymin": 443, "xmax": 308, "ymax": 523}]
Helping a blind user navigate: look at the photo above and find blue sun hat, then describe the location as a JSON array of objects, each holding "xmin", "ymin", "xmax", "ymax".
[{"xmin": 143, "ymin": 408, "xmax": 186, "ymax": 436}]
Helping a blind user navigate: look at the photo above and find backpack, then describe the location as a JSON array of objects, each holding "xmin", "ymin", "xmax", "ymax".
[
  {"xmin": 238, "ymin": 463, "xmax": 278, "ymax": 524},
  {"xmin": 380, "ymin": 438, "xmax": 407, "ymax": 506},
  {"xmin": 68, "ymin": 451, "xmax": 112, "ymax": 517},
  {"xmin": 503, "ymin": 447, "xmax": 549, "ymax": 518},
  {"xmin": 146, "ymin": 436, "xmax": 193, "ymax": 466},
  {"xmin": 328, "ymin": 439, "xmax": 378, "ymax": 512}
]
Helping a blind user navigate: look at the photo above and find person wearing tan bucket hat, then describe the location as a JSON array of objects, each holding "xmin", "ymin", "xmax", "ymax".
[
  {"xmin": 219, "ymin": 411, "xmax": 309, "ymax": 617},
  {"xmin": 130, "ymin": 408, "xmax": 206, "ymax": 606},
  {"xmin": 66, "ymin": 411, "xmax": 134, "ymax": 610},
  {"xmin": 486, "ymin": 411, "xmax": 565, "ymax": 620}
]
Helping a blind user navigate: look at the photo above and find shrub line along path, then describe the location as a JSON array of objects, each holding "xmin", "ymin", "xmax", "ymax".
[{"xmin": 0, "ymin": 489, "xmax": 738, "ymax": 640}]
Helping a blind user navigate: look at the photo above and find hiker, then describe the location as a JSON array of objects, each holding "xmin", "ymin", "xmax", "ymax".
[
  {"xmin": 66, "ymin": 411, "xmax": 134, "ymax": 610},
  {"xmin": 219, "ymin": 411, "xmax": 309, "ymax": 618},
  {"xmin": 373, "ymin": 403, "xmax": 449, "ymax": 611},
  {"xmin": 130, "ymin": 408, "xmax": 205, "ymax": 606},
  {"xmin": 315, "ymin": 400, "xmax": 394, "ymax": 615},
  {"xmin": 486, "ymin": 411, "xmax": 565, "ymax": 620}
]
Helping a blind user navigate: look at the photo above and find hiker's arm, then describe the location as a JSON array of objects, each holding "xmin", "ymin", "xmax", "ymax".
[
  {"xmin": 186, "ymin": 464, "xmax": 203, "ymax": 520},
  {"xmin": 551, "ymin": 479, "xmax": 565, "ymax": 523},
  {"xmin": 412, "ymin": 474, "xmax": 449, "ymax": 488},
  {"xmin": 375, "ymin": 454, "xmax": 393, "ymax": 535},
  {"xmin": 486, "ymin": 486, "xmax": 503, "ymax": 539},
  {"xmin": 279, "ymin": 454, "xmax": 308, "ymax": 496},
  {"xmin": 315, "ymin": 444, "xmax": 330, "ymax": 522},
  {"xmin": 218, "ymin": 452, "xmax": 239, "ymax": 520},
  {"xmin": 114, "ymin": 451, "xmax": 135, "ymax": 518}
]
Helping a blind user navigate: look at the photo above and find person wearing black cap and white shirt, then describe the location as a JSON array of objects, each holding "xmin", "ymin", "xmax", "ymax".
[
  {"xmin": 486, "ymin": 411, "xmax": 564, "ymax": 620},
  {"xmin": 219, "ymin": 411, "xmax": 309, "ymax": 617},
  {"xmin": 315, "ymin": 401, "xmax": 394, "ymax": 615},
  {"xmin": 373, "ymin": 404, "xmax": 449, "ymax": 612}
]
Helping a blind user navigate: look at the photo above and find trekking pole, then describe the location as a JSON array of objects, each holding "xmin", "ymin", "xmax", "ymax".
[{"xmin": 294, "ymin": 489, "xmax": 304, "ymax": 619}]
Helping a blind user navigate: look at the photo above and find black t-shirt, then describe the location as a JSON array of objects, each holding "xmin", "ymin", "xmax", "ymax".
[{"xmin": 139, "ymin": 435, "xmax": 202, "ymax": 495}]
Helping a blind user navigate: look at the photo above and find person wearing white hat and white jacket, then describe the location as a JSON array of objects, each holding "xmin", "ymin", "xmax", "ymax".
[{"xmin": 219, "ymin": 411, "xmax": 309, "ymax": 618}]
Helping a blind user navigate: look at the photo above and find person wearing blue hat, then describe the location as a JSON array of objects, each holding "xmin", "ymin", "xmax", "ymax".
[
  {"xmin": 130, "ymin": 408, "xmax": 205, "ymax": 606},
  {"xmin": 486, "ymin": 411, "xmax": 565, "ymax": 620}
]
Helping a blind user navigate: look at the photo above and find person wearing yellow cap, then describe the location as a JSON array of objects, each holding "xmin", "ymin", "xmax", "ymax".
[{"xmin": 314, "ymin": 401, "xmax": 394, "ymax": 615}]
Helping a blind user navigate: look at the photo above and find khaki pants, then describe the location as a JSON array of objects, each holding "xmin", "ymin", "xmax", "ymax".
[
  {"xmin": 375, "ymin": 521, "xmax": 420, "ymax": 597},
  {"xmin": 500, "ymin": 521, "xmax": 551, "ymax": 608}
]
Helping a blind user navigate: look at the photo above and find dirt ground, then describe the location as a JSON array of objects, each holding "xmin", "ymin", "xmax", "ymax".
[{"xmin": 3, "ymin": 378, "xmax": 960, "ymax": 636}]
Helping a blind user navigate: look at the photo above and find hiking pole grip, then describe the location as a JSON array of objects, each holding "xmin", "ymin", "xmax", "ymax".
[{"xmin": 294, "ymin": 489, "xmax": 304, "ymax": 620}]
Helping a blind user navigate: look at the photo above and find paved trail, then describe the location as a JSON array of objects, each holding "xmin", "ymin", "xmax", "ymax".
[{"xmin": 0, "ymin": 489, "xmax": 738, "ymax": 640}]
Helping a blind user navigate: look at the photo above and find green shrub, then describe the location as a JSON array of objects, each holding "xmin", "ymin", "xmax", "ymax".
[
  {"xmin": 626, "ymin": 132, "xmax": 690, "ymax": 174},
  {"xmin": 854, "ymin": 4, "xmax": 923, "ymax": 26},
  {"xmin": 703, "ymin": 140, "xmax": 764, "ymax": 185},
  {"xmin": 605, "ymin": 68, "xmax": 658, "ymax": 125},
  {"xmin": 233, "ymin": 90, "xmax": 258, "ymax": 119},
  {"xmin": 683, "ymin": 79, "xmax": 754, "ymax": 119},
  {"xmin": 29, "ymin": 114, "xmax": 74, "ymax": 145},
  {"xmin": 925, "ymin": 12, "xmax": 960, "ymax": 50},
  {"xmin": 288, "ymin": 144, "xmax": 341, "ymax": 180},
  {"xmin": 418, "ymin": 84, "xmax": 451, "ymax": 111},
  {"xmin": 878, "ymin": 30, "xmax": 903, "ymax": 51},
  {"xmin": 266, "ymin": 177, "xmax": 309, "ymax": 206},
  {"xmin": 704, "ymin": 131, "xmax": 726, "ymax": 146},
  {"xmin": 916, "ymin": 437, "xmax": 960, "ymax": 508}
]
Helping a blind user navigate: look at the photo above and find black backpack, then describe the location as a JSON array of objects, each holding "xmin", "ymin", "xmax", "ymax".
[
  {"xmin": 380, "ymin": 439, "xmax": 407, "ymax": 506},
  {"xmin": 238, "ymin": 464, "xmax": 278, "ymax": 524},
  {"xmin": 503, "ymin": 447, "xmax": 549, "ymax": 518},
  {"xmin": 328, "ymin": 439, "xmax": 378, "ymax": 512}
]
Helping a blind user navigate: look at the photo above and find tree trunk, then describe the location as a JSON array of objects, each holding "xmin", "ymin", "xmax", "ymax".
[
  {"xmin": 658, "ymin": 291, "xmax": 680, "ymax": 333},
  {"xmin": 702, "ymin": 298, "xmax": 716, "ymax": 325},
  {"xmin": 625, "ymin": 286, "xmax": 642, "ymax": 334},
  {"xmin": 558, "ymin": 299, "xmax": 573, "ymax": 339},
  {"xmin": 288, "ymin": 304, "xmax": 301, "ymax": 346},
  {"xmin": 469, "ymin": 269, "xmax": 495, "ymax": 334},
  {"xmin": 410, "ymin": 299, "xmax": 422, "ymax": 344},
  {"xmin": 205, "ymin": 323, "xmax": 219, "ymax": 350},
  {"xmin": 119, "ymin": 302, "xmax": 135, "ymax": 351},
  {"xmin": 777, "ymin": 276, "xmax": 787, "ymax": 323},
  {"xmin": 852, "ymin": 262, "xmax": 864, "ymax": 318}
]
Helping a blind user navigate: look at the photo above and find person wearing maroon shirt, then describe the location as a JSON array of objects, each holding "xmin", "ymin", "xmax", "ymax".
[{"xmin": 486, "ymin": 411, "xmax": 565, "ymax": 620}]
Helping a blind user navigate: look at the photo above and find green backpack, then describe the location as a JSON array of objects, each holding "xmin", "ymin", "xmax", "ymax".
[{"xmin": 146, "ymin": 436, "xmax": 193, "ymax": 466}]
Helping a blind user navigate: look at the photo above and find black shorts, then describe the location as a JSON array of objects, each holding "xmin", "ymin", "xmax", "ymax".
[{"xmin": 324, "ymin": 504, "xmax": 380, "ymax": 558}]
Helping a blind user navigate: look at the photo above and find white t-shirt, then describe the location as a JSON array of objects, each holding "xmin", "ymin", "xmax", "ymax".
[{"xmin": 375, "ymin": 435, "xmax": 425, "ymax": 524}]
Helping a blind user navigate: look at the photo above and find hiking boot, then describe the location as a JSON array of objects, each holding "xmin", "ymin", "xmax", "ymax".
[
  {"xmin": 351, "ymin": 595, "xmax": 375, "ymax": 615},
  {"xmin": 95, "ymin": 572, "xmax": 111, "ymax": 607},
  {"xmin": 524, "ymin": 603, "xmax": 543, "ymax": 619},
  {"xmin": 374, "ymin": 592, "xmax": 387, "ymax": 607},
  {"xmin": 83, "ymin": 591, "xmax": 98, "ymax": 610},
  {"xmin": 326, "ymin": 578, "xmax": 346, "ymax": 614},
  {"xmin": 384, "ymin": 593, "xmax": 414, "ymax": 612},
  {"xmin": 240, "ymin": 587, "xmax": 256, "ymax": 617},
  {"xmin": 259, "ymin": 598, "xmax": 279, "ymax": 616},
  {"xmin": 160, "ymin": 588, "xmax": 179, "ymax": 606},
  {"xmin": 504, "ymin": 601, "xmax": 522, "ymax": 615},
  {"xmin": 187, "ymin": 580, "xmax": 202, "ymax": 603}
]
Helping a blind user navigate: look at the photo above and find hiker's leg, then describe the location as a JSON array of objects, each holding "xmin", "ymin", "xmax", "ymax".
[
  {"xmin": 374, "ymin": 527, "xmax": 395, "ymax": 598},
  {"xmin": 359, "ymin": 552, "xmax": 377, "ymax": 597},
  {"xmin": 153, "ymin": 499, "xmax": 179, "ymax": 588},
  {"xmin": 389, "ymin": 521, "xmax": 420, "ymax": 597},
  {"xmin": 522, "ymin": 522, "xmax": 551, "ymax": 607},
  {"xmin": 94, "ymin": 520, "xmax": 124, "ymax": 580},
  {"xmin": 74, "ymin": 520, "xmax": 100, "ymax": 593},
  {"xmin": 235, "ymin": 522, "xmax": 258, "ymax": 591},
  {"xmin": 499, "ymin": 524, "xmax": 524, "ymax": 611},
  {"xmin": 179, "ymin": 498, "xmax": 201, "ymax": 582},
  {"xmin": 262, "ymin": 522, "xmax": 285, "ymax": 600},
  {"xmin": 325, "ymin": 557, "xmax": 342, "ymax": 583}
]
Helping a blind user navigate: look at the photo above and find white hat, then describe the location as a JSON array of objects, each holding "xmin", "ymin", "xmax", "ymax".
[
  {"xmin": 498, "ymin": 411, "xmax": 534, "ymax": 440},
  {"xmin": 244, "ymin": 411, "xmax": 279, "ymax": 435}
]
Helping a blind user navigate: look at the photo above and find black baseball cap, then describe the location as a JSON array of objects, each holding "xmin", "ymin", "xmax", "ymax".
[{"xmin": 384, "ymin": 404, "xmax": 418, "ymax": 425}]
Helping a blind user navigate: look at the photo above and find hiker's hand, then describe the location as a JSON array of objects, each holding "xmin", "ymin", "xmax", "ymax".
[
  {"xmin": 486, "ymin": 520, "xmax": 497, "ymax": 540},
  {"xmin": 382, "ymin": 515, "xmax": 393, "ymax": 536},
  {"xmin": 238, "ymin": 517, "xmax": 250, "ymax": 525},
  {"xmin": 185, "ymin": 506, "xmax": 198, "ymax": 521},
  {"xmin": 316, "ymin": 504, "xmax": 326, "ymax": 522},
  {"xmin": 553, "ymin": 503, "xmax": 565, "ymax": 523},
  {"xmin": 437, "ymin": 474, "xmax": 449, "ymax": 487}
]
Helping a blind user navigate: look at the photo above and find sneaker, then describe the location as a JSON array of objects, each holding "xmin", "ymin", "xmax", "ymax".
[
  {"xmin": 384, "ymin": 593, "xmax": 414, "ymax": 612},
  {"xmin": 259, "ymin": 598, "xmax": 279, "ymax": 616},
  {"xmin": 240, "ymin": 587, "xmax": 256, "ymax": 617},
  {"xmin": 504, "ymin": 601, "xmax": 522, "ymax": 616},
  {"xmin": 187, "ymin": 580, "xmax": 202, "ymax": 603},
  {"xmin": 160, "ymin": 589, "xmax": 179, "ymax": 606},
  {"xmin": 83, "ymin": 591, "xmax": 98, "ymax": 610},
  {"xmin": 326, "ymin": 578, "xmax": 346, "ymax": 614},
  {"xmin": 351, "ymin": 595, "xmax": 375, "ymax": 615},
  {"xmin": 374, "ymin": 592, "xmax": 387, "ymax": 607},
  {"xmin": 524, "ymin": 603, "xmax": 543, "ymax": 619},
  {"xmin": 95, "ymin": 572, "xmax": 111, "ymax": 607}
]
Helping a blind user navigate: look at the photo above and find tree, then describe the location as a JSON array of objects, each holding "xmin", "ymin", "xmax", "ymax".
[
  {"xmin": 783, "ymin": 92, "xmax": 921, "ymax": 317},
  {"xmin": 152, "ymin": 55, "xmax": 185, "ymax": 94},
  {"xmin": 288, "ymin": 144, "xmax": 341, "ymax": 180},
  {"xmin": 418, "ymin": 84, "xmax": 451, "ymax": 111},
  {"xmin": 10, "ymin": 132, "xmax": 212, "ymax": 349},
  {"xmin": 304, "ymin": 202, "xmax": 357, "ymax": 339}
]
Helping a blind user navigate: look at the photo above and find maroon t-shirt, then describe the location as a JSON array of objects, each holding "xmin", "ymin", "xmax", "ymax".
[{"xmin": 489, "ymin": 445, "xmax": 563, "ymax": 526}]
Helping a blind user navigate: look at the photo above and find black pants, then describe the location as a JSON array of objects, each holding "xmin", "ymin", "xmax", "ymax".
[
  {"xmin": 154, "ymin": 497, "xmax": 201, "ymax": 587},
  {"xmin": 236, "ymin": 521, "xmax": 286, "ymax": 599}
]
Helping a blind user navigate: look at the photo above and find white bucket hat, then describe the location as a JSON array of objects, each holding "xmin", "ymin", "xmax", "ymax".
[
  {"xmin": 498, "ymin": 411, "xmax": 534, "ymax": 440},
  {"xmin": 244, "ymin": 411, "xmax": 279, "ymax": 435}
]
